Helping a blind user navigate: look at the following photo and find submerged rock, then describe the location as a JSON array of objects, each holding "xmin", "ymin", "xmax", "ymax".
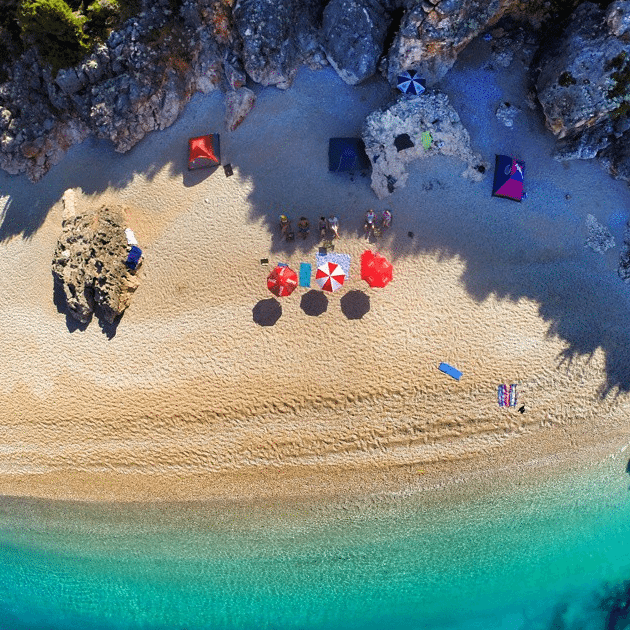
[
  {"xmin": 362, "ymin": 91, "xmax": 487, "ymax": 199},
  {"xmin": 52, "ymin": 196, "xmax": 142, "ymax": 324}
]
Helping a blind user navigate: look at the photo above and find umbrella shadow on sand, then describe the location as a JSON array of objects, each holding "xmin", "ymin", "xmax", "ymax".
[
  {"xmin": 340, "ymin": 290, "xmax": 370, "ymax": 320},
  {"xmin": 300, "ymin": 290, "xmax": 328, "ymax": 317},
  {"xmin": 253, "ymin": 298, "xmax": 282, "ymax": 326}
]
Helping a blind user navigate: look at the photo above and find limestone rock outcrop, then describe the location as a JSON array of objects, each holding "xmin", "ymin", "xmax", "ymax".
[
  {"xmin": 225, "ymin": 87, "xmax": 256, "ymax": 131},
  {"xmin": 232, "ymin": 0, "xmax": 326, "ymax": 88},
  {"xmin": 618, "ymin": 222, "xmax": 630, "ymax": 282},
  {"xmin": 599, "ymin": 129, "xmax": 630, "ymax": 184},
  {"xmin": 362, "ymin": 91, "xmax": 487, "ymax": 199},
  {"xmin": 585, "ymin": 214, "xmax": 615, "ymax": 254},
  {"xmin": 0, "ymin": 0, "xmax": 223, "ymax": 181},
  {"xmin": 387, "ymin": 0, "xmax": 519, "ymax": 87},
  {"xmin": 535, "ymin": 2, "xmax": 630, "ymax": 139},
  {"xmin": 52, "ymin": 195, "xmax": 141, "ymax": 324},
  {"xmin": 321, "ymin": 0, "xmax": 390, "ymax": 85}
]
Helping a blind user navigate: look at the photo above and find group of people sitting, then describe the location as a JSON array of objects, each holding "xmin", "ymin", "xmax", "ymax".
[{"xmin": 278, "ymin": 210, "xmax": 392, "ymax": 242}]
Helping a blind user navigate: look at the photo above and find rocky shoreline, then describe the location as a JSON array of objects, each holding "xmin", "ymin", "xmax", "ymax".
[{"xmin": 0, "ymin": 0, "xmax": 629, "ymax": 190}]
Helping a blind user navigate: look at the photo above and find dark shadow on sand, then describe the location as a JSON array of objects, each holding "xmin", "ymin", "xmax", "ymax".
[
  {"xmin": 53, "ymin": 276, "xmax": 124, "ymax": 337},
  {"xmin": 300, "ymin": 290, "xmax": 328, "ymax": 316},
  {"xmin": 253, "ymin": 298, "xmax": 282, "ymax": 326},
  {"xmin": 340, "ymin": 290, "xmax": 370, "ymax": 320}
]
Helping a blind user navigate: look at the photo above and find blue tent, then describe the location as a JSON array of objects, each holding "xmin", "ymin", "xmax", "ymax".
[
  {"xmin": 328, "ymin": 138, "xmax": 371, "ymax": 173},
  {"xmin": 126, "ymin": 246, "xmax": 142, "ymax": 271}
]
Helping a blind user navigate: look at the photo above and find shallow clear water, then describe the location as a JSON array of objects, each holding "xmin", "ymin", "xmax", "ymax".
[{"xmin": 2, "ymin": 457, "xmax": 630, "ymax": 630}]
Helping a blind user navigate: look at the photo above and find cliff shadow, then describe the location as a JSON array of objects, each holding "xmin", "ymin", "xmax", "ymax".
[
  {"xmin": 0, "ymin": 90, "xmax": 227, "ymax": 242},
  {"xmin": 226, "ymin": 60, "xmax": 630, "ymax": 397}
]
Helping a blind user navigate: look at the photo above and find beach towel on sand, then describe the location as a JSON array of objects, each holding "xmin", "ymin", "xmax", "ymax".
[
  {"xmin": 438, "ymin": 362, "xmax": 462, "ymax": 380},
  {"xmin": 299, "ymin": 263, "xmax": 312, "ymax": 287},
  {"xmin": 498, "ymin": 384, "xmax": 517, "ymax": 407}
]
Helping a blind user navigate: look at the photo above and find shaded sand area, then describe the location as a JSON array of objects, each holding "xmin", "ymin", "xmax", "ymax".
[{"xmin": 1, "ymin": 36, "xmax": 630, "ymax": 502}]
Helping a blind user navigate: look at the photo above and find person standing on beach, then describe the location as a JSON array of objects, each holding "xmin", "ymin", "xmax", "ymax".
[
  {"xmin": 319, "ymin": 217, "xmax": 327, "ymax": 239},
  {"xmin": 327, "ymin": 215, "xmax": 339, "ymax": 239}
]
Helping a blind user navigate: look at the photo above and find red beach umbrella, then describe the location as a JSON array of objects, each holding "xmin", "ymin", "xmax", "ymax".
[
  {"xmin": 361, "ymin": 250, "xmax": 393, "ymax": 288},
  {"xmin": 267, "ymin": 265, "xmax": 298, "ymax": 297},
  {"xmin": 315, "ymin": 262, "xmax": 346, "ymax": 292}
]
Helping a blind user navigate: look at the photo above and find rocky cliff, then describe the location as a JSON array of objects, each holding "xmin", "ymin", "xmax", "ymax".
[{"xmin": 1, "ymin": 0, "xmax": 630, "ymax": 188}]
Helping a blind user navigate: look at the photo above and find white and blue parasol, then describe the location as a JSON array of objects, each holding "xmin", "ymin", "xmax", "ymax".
[{"xmin": 396, "ymin": 70, "xmax": 426, "ymax": 95}]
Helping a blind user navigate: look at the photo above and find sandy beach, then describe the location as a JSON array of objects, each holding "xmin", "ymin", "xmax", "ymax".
[{"xmin": 2, "ymin": 36, "xmax": 630, "ymax": 504}]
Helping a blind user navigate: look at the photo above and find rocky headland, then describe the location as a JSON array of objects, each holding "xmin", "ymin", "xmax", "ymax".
[
  {"xmin": 52, "ymin": 191, "xmax": 141, "ymax": 324},
  {"xmin": 0, "ymin": 0, "xmax": 629, "ymax": 191}
]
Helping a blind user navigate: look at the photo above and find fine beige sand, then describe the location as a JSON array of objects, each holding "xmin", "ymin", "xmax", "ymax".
[{"xmin": 1, "ymin": 40, "xmax": 630, "ymax": 503}]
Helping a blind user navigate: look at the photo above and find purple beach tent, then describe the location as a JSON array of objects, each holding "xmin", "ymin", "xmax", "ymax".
[{"xmin": 492, "ymin": 154, "xmax": 525, "ymax": 201}]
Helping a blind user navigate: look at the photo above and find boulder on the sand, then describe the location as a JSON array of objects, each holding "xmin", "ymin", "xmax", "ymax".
[
  {"xmin": 535, "ymin": 1, "xmax": 630, "ymax": 139},
  {"xmin": 52, "ymin": 196, "xmax": 141, "ymax": 324},
  {"xmin": 232, "ymin": 0, "xmax": 301, "ymax": 88},
  {"xmin": 321, "ymin": 0, "xmax": 390, "ymax": 85},
  {"xmin": 585, "ymin": 214, "xmax": 615, "ymax": 254},
  {"xmin": 362, "ymin": 91, "xmax": 487, "ymax": 199},
  {"xmin": 387, "ymin": 0, "xmax": 519, "ymax": 87},
  {"xmin": 619, "ymin": 222, "xmax": 630, "ymax": 282},
  {"xmin": 225, "ymin": 87, "xmax": 256, "ymax": 131},
  {"xmin": 599, "ymin": 129, "xmax": 630, "ymax": 184}
]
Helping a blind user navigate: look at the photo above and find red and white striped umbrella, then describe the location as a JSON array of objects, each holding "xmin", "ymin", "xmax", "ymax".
[
  {"xmin": 315, "ymin": 261, "xmax": 345, "ymax": 292},
  {"xmin": 267, "ymin": 265, "xmax": 298, "ymax": 297}
]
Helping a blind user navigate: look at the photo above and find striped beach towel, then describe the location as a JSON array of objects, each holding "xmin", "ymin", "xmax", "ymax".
[{"xmin": 498, "ymin": 384, "xmax": 517, "ymax": 407}]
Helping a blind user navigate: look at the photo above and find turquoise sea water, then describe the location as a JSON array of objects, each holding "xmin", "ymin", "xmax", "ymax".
[{"xmin": 2, "ymin": 458, "xmax": 630, "ymax": 630}]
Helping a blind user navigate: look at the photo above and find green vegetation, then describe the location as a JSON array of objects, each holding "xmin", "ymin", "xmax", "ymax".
[
  {"xmin": 0, "ymin": 0, "xmax": 143, "ymax": 76},
  {"xmin": 17, "ymin": 0, "xmax": 90, "ymax": 73},
  {"xmin": 85, "ymin": 0, "xmax": 119, "ymax": 33}
]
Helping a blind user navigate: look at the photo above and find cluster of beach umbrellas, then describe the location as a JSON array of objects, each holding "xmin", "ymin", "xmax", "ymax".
[{"xmin": 267, "ymin": 251, "xmax": 393, "ymax": 298}]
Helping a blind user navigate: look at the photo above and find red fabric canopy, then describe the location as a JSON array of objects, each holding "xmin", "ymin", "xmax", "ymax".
[
  {"xmin": 188, "ymin": 134, "xmax": 220, "ymax": 170},
  {"xmin": 361, "ymin": 250, "xmax": 393, "ymax": 288},
  {"xmin": 267, "ymin": 265, "xmax": 298, "ymax": 297}
]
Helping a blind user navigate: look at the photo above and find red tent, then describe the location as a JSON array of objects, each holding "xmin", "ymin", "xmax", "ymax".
[
  {"xmin": 267, "ymin": 265, "xmax": 298, "ymax": 297},
  {"xmin": 188, "ymin": 134, "xmax": 220, "ymax": 170},
  {"xmin": 361, "ymin": 250, "xmax": 393, "ymax": 288}
]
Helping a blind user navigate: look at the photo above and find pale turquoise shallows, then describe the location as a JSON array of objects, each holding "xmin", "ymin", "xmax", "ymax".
[{"xmin": 2, "ymin": 459, "xmax": 630, "ymax": 630}]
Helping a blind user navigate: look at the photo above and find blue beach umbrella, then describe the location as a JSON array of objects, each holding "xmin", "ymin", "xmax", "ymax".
[{"xmin": 397, "ymin": 70, "xmax": 426, "ymax": 95}]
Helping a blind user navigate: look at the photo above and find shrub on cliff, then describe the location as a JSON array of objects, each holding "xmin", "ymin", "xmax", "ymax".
[
  {"xmin": 85, "ymin": 0, "xmax": 119, "ymax": 37},
  {"xmin": 17, "ymin": 0, "xmax": 90, "ymax": 74}
]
